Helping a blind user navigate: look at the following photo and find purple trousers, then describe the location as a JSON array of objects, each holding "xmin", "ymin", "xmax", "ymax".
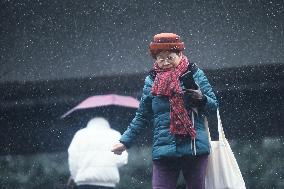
[{"xmin": 152, "ymin": 155, "xmax": 208, "ymax": 189}]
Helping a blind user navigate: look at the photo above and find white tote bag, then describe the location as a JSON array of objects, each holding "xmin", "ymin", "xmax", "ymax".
[{"xmin": 205, "ymin": 109, "xmax": 246, "ymax": 189}]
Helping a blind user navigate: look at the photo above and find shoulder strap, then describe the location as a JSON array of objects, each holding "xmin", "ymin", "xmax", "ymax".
[{"xmin": 190, "ymin": 62, "xmax": 198, "ymax": 74}]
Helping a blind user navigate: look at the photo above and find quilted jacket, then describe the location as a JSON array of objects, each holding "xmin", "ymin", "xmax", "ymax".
[{"xmin": 120, "ymin": 66, "xmax": 218, "ymax": 160}]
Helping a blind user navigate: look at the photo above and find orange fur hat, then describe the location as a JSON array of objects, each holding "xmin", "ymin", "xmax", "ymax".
[{"xmin": 149, "ymin": 33, "xmax": 185, "ymax": 58}]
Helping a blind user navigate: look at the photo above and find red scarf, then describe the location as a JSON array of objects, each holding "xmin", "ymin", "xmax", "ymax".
[{"xmin": 151, "ymin": 55, "xmax": 196, "ymax": 139}]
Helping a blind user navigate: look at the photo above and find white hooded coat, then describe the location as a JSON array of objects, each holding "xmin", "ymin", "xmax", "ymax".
[{"xmin": 68, "ymin": 117, "xmax": 128, "ymax": 187}]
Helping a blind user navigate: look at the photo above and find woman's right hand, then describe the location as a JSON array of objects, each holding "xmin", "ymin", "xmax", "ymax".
[{"xmin": 111, "ymin": 143, "xmax": 126, "ymax": 155}]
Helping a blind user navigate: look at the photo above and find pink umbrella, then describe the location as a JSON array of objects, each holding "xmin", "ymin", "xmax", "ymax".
[{"xmin": 61, "ymin": 94, "xmax": 140, "ymax": 119}]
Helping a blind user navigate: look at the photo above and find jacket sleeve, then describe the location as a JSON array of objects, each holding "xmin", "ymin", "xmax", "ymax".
[
  {"xmin": 116, "ymin": 150, "xmax": 128, "ymax": 167},
  {"xmin": 119, "ymin": 76, "xmax": 153, "ymax": 148},
  {"xmin": 194, "ymin": 68, "xmax": 218, "ymax": 114},
  {"xmin": 68, "ymin": 132, "xmax": 81, "ymax": 178}
]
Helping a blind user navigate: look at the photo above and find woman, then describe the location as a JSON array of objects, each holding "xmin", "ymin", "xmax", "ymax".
[{"xmin": 111, "ymin": 33, "xmax": 218, "ymax": 189}]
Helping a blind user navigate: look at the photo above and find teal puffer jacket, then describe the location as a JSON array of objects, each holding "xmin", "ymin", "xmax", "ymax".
[{"xmin": 120, "ymin": 68, "xmax": 218, "ymax": 160}]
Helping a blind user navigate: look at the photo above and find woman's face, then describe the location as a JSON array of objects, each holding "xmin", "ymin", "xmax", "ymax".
[{"xmin": 155, "ymin": 51, "xmax": 182, "ymax": 69}]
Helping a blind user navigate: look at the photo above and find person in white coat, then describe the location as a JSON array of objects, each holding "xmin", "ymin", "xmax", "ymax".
[{"xmin": 68, "ymin": 117, "xmax": 128, "ymax": 189}]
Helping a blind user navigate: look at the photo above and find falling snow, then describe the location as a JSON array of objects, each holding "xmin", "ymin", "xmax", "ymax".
[{"xmin": 0, "ymin": 0, "xmax": 283, "ymax": 189}]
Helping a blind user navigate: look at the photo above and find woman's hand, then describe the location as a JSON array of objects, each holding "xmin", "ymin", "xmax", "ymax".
[
  {"xmin": 184, "ymin": 88, "xmax": 207, "ymax": 108},
  {"xmin": 111, "ymin": 143, "xmax": 126, "ymax": 155},
  {"xmin": 184, "ymin": 88, "xmax": 203, "ymax": 99}
]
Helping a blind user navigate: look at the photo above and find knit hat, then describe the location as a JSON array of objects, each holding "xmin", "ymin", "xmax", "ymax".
[{"xmin": 149, "ymin": 33, "xmax": 185, "ymax": 58}]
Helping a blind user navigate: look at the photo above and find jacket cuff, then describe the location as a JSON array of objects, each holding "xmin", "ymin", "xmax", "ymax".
[{"xmin": 119, "ymin": 139, "xmax": 131, "ymax": 149}]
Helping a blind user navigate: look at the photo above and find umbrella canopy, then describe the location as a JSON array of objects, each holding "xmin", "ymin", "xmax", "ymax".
[
  {"xmin": 61, "ymin": 94, "xmax": 140, "ymax": 119},
  {"xmin": 59, "ymin": 94, "xmax": 145, "ymax": 150}
]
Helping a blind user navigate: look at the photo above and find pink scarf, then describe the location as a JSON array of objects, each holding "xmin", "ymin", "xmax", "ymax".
[{"xmin": 151, "ymin": 55, "xmax": 196, "ymax": 139}]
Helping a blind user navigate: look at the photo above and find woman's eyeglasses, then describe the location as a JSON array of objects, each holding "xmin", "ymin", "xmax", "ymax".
[{"xmin": 156, "ymin": 55, "xmax": 176, "ymax": 64}]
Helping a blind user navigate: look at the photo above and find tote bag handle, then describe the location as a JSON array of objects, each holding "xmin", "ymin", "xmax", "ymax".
[
  {"xmin": 217, "ymin": 109, "xmax": 227, "ymax": 143},
  {"xmin": 205, "ymin": 109, "xmax": 226, "ymax": 143}
]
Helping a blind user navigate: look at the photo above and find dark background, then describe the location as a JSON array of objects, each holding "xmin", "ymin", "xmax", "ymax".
[
  {"xmin": 0, "ymin": 0, "xmax": 283, "ymax": 188},
  {"xmin": 0, "ymin": 0, "xmax": 283, "ymax": 82}
]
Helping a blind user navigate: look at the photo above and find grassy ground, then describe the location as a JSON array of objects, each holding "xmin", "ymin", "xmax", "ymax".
[{"xmin": 0, "ymin": 137, "xmax": 283, "ymax": 189}]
